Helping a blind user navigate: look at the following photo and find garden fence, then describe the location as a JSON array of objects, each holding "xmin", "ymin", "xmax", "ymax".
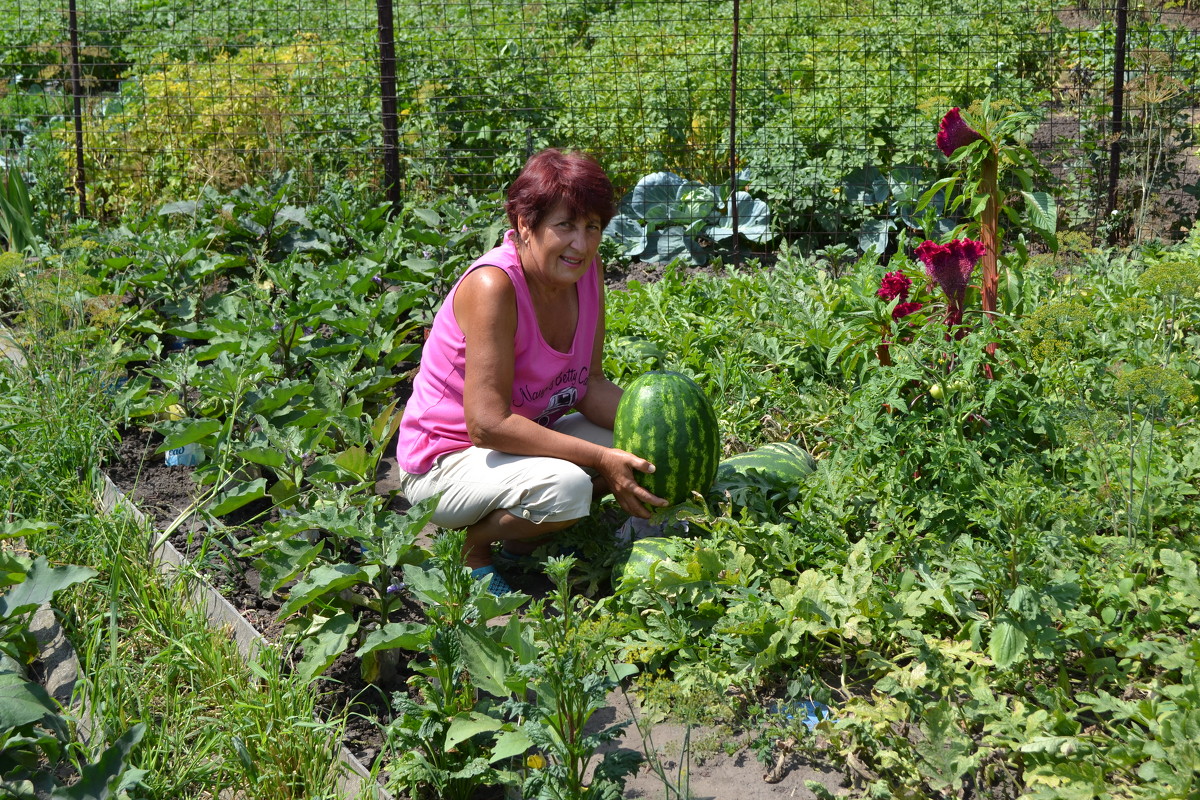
[{"xmin": 2, "ymin": 0, "xmax": 1198, "ymax": 250}]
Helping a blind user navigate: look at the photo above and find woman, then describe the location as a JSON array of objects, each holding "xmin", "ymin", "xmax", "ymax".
[{"xmin": 394, "ymin": 148, "xmax": 667, "ymax": 594}]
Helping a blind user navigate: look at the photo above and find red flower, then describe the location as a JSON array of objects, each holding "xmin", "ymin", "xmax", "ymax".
[
  {"xmin": 916, "ymin": 239, "xmax": 986, "ymax": 303},
  {"xmin": 916, "ymin": 238, "xmax": 986, "ymax": 331},
  {"xmin": 877, "ymin": 270, "xmax": 912, "ymax": 302},
  {"xmin": 892, "ymin": 301, "xmax": 923, "ymax": 320},
  {"xmin": 936, "ymin": 108, "xmax": 982, "ymax": 158}
]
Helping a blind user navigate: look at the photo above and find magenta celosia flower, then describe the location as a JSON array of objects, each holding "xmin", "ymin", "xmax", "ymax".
[
  {"xmin": 916, "ymin": 238, "xmax": 986, "ymax": 328},
  {"xmin": 892, "ymin": 301, "xmax": 923, "ymax": 320},
  {"xmin": 916, "ymin": 239, "xmax": 986, "ymax": 299},
  {"xmin": 877, "ymin": 270, "xmax": 912, "ymax": 302},
  {"xmin": 936, "ymin": 108, "xmax": 983, "ymax": 158}
]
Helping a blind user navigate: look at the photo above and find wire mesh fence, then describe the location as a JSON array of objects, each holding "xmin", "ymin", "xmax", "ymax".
[{"xmin": 2, "ymin": 0, "xmax": 1198, "ymax": 251}]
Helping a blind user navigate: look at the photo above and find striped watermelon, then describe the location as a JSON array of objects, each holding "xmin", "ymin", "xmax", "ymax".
[
  {"xmin": 713, "ymin": 442, "xmax": 815, "ymax": 491},
  {"xmin": 613, "ymin": 370, "xmax": 721, "ymax": 506},
  {"xmin": 611, "ymin": 536, "xmax": 690, "ymax": 589}
]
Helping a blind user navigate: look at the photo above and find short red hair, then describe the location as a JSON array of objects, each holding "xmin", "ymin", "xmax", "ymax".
[{"xmin": 504, "ymin": 149, "xmax": 616, "ymax": 232}]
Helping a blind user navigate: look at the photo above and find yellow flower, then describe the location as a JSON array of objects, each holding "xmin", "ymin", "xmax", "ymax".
[{"xmin": 525, "ymin": 754, "xmax": 546, "ymax": 770}]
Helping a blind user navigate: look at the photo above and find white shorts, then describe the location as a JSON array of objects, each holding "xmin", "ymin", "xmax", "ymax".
[{"xmin": 396, "ymin": 413, "xmax": 614, "ymax": 530}]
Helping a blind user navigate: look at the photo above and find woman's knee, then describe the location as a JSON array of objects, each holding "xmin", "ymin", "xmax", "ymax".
[{"xmin": 534, "ymin": 469, "xmax": 594, "ymax": 521}]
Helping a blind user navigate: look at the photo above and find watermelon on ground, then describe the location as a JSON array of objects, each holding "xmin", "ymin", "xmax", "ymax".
[
  {"xmin": 712, "ymin": 441, "xmax": 815, "ymax": 492},
  {"xmin": 610, "ymin": 536, "xmax": 691, "ymax": 590}
]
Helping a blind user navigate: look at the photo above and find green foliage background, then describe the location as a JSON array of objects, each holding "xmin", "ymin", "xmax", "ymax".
[{"xmin": 3, "ymin": 0, "xmax": 1065, "ymax": 227}]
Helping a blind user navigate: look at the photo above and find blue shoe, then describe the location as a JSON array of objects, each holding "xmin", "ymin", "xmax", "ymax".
[{"xmin": 470, "ymin": 565, "xmax": 513, "ymax": 596}]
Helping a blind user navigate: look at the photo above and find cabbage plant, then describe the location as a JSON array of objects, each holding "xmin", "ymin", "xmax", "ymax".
[{"xmin": 604, "ymin": 171, "xmax": 772, "ymax": 266}]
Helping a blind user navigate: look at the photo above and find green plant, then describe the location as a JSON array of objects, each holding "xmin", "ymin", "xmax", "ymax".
[
  {"xmin": 0, "ymin": 167, "xmax": 39, "ymax": 254},
  {"xmin": 0, "ymin": 523, "xmax": 147, "ymax": 800},
  {"xmin": 383, "ymin": 530, "xmax": 528, "ymax": 800},
  {"xmin": 840, "ymin": 164, "xmax": 954, "ymax": 255},
  {"xmin": 920, "ymin": 100, "xmax": 1057, "ymax": 322},
  {"xmin": 510, "ymin": 557, "xmax": 642, "ymax": 800},
  {"xmin": 242, "ymin": 494, "xmax": 436, "ymax": 683},
  {"xmin": 604, "ymin": 172, "xmax": 772, "ymax": 266}
]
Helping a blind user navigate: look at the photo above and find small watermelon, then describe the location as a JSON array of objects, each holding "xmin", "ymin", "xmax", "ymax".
[
  {"xmin": 613, "ymin": 370, "xmax": 721, "ymax": 506},
  {"xmin": 610, "ymin": 536, "xmax": 690, "ymax": 589},
  {"xmin": 712, "ymin": 442, "xmax": 815, "ymax": 491}
]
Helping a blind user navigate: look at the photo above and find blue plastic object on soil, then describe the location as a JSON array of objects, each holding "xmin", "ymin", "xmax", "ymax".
[
  {"xmin": 772, "ymin": 700, "xmax": 832, "ymax": 730},
  {"xmin": 101, "ymin": 375, "xmax": 129, "ymax": 395},
  {"xmin": 165, "ymin": 442, "xmax": 202, "ymax": 466}
]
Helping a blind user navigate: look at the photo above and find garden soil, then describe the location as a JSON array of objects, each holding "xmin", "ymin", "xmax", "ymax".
[{"xmin": 101, "ymin": 264, "xmax": 845, "ymax": 799}]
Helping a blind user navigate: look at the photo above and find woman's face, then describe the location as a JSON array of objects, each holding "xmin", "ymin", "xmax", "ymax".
[{"xmin": 517, "ymin": 201, "xmax": 603, "ymax": 288}]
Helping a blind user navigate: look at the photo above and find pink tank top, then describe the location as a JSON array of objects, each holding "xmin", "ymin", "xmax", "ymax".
[{"xmin": 395, "ymin": 229, "xmax": 601, "ymax": 474}]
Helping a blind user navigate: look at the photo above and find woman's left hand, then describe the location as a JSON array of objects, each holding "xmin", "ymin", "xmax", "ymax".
[{"xmin": 598, "ymin": 447, "xmax": 669, "ymax": 518}]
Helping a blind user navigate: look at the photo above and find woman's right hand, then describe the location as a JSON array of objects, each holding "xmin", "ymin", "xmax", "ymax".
[{"xmin": 599, "ymin": 447, "xmax": 669, "ymax": 519}]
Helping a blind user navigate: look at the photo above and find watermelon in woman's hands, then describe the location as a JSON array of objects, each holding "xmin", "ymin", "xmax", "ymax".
[{"xmin": 613, "ymin": 370, "xmax": 721, "ymax": 507}]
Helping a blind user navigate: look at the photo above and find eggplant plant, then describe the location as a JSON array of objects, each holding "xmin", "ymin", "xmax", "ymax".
[{"xmin": 243, "ymin": 494, "xmax": 439, "ymax": 684}]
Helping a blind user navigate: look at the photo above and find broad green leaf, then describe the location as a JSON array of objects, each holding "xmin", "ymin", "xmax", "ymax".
[
  {"xmin": 280, "ymin": 563, "xmax": 367, "ymax": 617},
  {"xmin": 968, "ymin": 194, "xmax": 991, "ymax": 219},
  {"xmin": 295, "ymin": 612, "xmax": 358, "ymax": 684},
  {"xmin": 249, "ymin": 382, "xmax": 314, "ymax": 415},
  {"xmin": 841, "ymin": 165, "xmax": 889, "ymax": 206},
  {"xmin": 208, "ymin": 479, "xmax": 267, "ymax": 517},
  {"xmin": 371, "ymin": 397, "xmax": 403, "ymax": 447},
  {"xmin": 356, "ymin": 621, "xmax": 429, "ymax": 657},
  {"xmin": 238, "ymin": 447, "xmax": 286, "ymax": 469},
  {"xmin": 159, "ymin": 200, "xmax": 198, "ymax": 216},
  {"xmin": 1020, "ymin": 190, "xmax": 1058, "ymax": 251},
  {"xmin": 471, "ymin": 590, "xmax": 528, "ymax": 620},
  {"xmin": 410, "ymin": 208, "xmax": 441, "ymax": 226},
  {"xmin": 269, "ymin": 478, "xmax": 300, "ymax": 508},
  {"xmin": 333, "ymin": 446, "xmax": 372, "ymax": 480},
  {"xmin": 445, "ymin": 712, "xmax": 505, "ymax": 751},
  {"xmin": 917, "ymin": 177, "xmax": 957, "ymax": 212},
  {"xmin": 254, "ymin": 537, "xmax": 323, "ymax": 596},
  {"xmin": 0, "ymin": 672, "xmax": 58, "ymax": 729},
  {"xmin": 52, "ymin": 723, "xmax": 146, "ymax": 800},
  {"xmin": 458, "ymin": 625, "xmax": 513, "ymax": 699},
  {"xmin": 0, "ymin": 520, "xmax": 58, "ymax": 541},
  {"xmin": 0, "ymin": 558, "xmax": 96, "ymax": 618},
  {"xmin": 156, "ymin": 419, "xmax": 222, "ymax": 453},
  {"xmin": 400, "ymin": 564, "xmax": 449, "ymax": 607},
  {"xmin": 0, "ymin": 551, "xmax": 28, "ymax": 589},
  {"xmin": 489, "ymin": 728, "xmax": 534, "ymax": 763},
  {"xmin": 988, "ymin": 619, "xmax": 1027, "ymax": 669},
  {"xmin": 1004, "ymin": 260, "xmax": 1023, "ymax": 315}
]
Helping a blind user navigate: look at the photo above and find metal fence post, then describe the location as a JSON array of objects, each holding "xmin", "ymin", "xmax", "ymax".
[
  {"xmin": 67, "ymin": 0, "xmax": 87, "ymax": 218},
  {"xmin": 1106, "ymin": 0, "xmax": 1128, "ymax": 243},
  {"xmin": 376, "ymin": 0, "xmax": 401, "ymax": 211},
  {"xmin": 729, "ymin": 0, "xmax": 740, "ymax": 262}
]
